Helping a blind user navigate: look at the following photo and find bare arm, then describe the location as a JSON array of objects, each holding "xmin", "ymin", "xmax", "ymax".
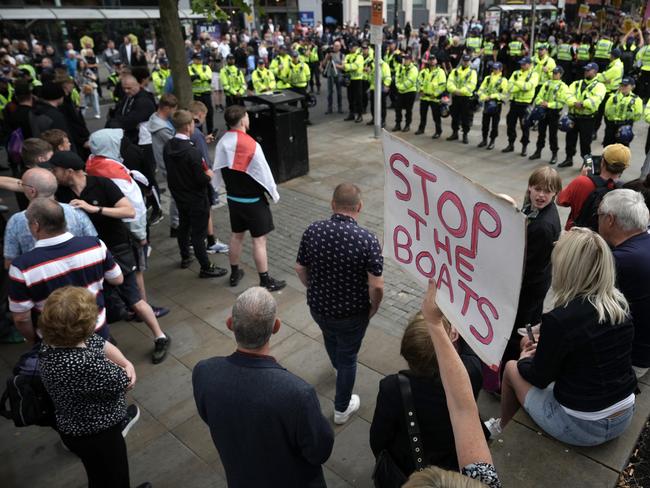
[
  {"xmin": 70, "ymin": 196, "xmax": 135, "ymax": 220},
  {"xmin": 12, "ymin": 311, "xmax": 35, "ymax": 343},
  {"xmin": 0, "ymin": 177, "xmax": 24, "ymax": 193},
  {"xmin": 104, "ymin": 340, "xmax": 136, "ymax": 389},
  {"xmin": 295, "ymin": 263, "xmax": 309, "ymax": 288},
  {"xmin": 106, "ymin": 272, "xmax": 124, "ymax": 287},
  {"xmin": 368, "ymin": 273, "xmax": 384, "ymax": 318},
  {"xmin": 422, "ymin": 280, "xmax": 492, "ymax": 468}
]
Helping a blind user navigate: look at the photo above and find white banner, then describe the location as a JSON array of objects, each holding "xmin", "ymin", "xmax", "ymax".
[{"xmin": 382, "ymin": 132, "xmax": 526, "ymax": 368}]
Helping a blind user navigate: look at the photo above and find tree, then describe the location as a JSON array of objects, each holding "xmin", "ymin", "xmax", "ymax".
[{"xmin": 159, "ymin": 0, "xmax": 193, "ymax": 108}]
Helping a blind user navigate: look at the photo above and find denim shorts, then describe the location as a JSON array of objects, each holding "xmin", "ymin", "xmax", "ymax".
[{"xmin": 523, "ymin": 384, "xmax": 635, "ymax": 447}]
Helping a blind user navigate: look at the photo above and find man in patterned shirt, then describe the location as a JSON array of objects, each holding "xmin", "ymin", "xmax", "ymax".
[{"xmin": 295, "ymin": 183, "xmax": 384, "ymax": 424}]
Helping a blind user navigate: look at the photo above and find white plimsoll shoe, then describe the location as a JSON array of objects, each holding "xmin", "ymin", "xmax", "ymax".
[
  {"xmin": 334, "ymin": 394, "xmax": 360, "ymax": 425},
  {"xmin": 484, "ymin": 417, "xmax": 503, "ymax": 438}
]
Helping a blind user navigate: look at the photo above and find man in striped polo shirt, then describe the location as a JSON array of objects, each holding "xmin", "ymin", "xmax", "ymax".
[{"xmin": 8, "ymin": 198, "xmax": 123, "ymax": 343}]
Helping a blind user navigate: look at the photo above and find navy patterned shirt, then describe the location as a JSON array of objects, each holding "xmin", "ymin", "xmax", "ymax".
[{"xmin": 297, "ymin": 213, "xmax": 383, "ymax": 319}]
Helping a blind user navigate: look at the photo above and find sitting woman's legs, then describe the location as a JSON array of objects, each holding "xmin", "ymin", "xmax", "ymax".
[{"xmin": 500, "ymin": 360, "xmax": 533, "ymax": 426}]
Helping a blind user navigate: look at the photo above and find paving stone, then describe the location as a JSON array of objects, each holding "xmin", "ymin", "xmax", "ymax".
[
  {"xmin": 357, "ymin": 327, "xmax": 407, "ymax": 376},
  {"xmin": 325, "ymin": 417, "xmax": 376, "ymax": 488},
  {"xmin": 492, "ymin": 421, "xmax": 619, "ymax": 488}
]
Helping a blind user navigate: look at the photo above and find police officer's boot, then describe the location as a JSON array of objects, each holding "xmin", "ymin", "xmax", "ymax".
[
  {"xmin": 520, "ymin": 144, "xmax": 528, "ymax": 157},
  {"xmin": 415, "ymin": 127, "xmax": 425, "ymax": 135},
  {"xmin": 528, "ymin": 149, "xmax": 542, "ymax": 160},
  {"xmin": 447, "ymin": 131, "xmax": 459, "ymax": 141},
  {"xmin": 549, "ymin": 152, "xmax": 558, "ymax": 165},
  {"xmin": 558, "ymin": 157, "xmax": 573, "ymax": 168},
  {"xmin": 391, "ymin": 123, "xmax": 402, "ymax": 132},
  {"xmin": 462, "ymin": 133, "xmax": 469, "ymax": 144},
  {"xmin": 355, "ymin": 114, "xmax": 363, "ymax": 123},
  {"xmin": 502, "ymin": 143, "xmax": 514, "ymax": 153},
  {"xmin": 366, "ymin": 118, "xmax": 374, "ymax": 126},
  {"xmin": 402, "ymin": 124, "xmax": 410, "ymax": 132},
  {"xmin": 344, "ymin": 113, "xmax": 355, "ymax": 121},
  {"xmin": 487, "ymin": 139, "xmax": 496, "ymax": 150},
  {"xmin": 477, "ymin": 138, "xmax": 487, "ymax": 148}
]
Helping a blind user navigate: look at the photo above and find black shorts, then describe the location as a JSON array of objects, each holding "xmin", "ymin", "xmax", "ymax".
[
  {"xmin": 227, "ymin": 197, "xmax": 274, "ymax": 238},
  {"xmin": 117, "ymin": 271, "xmax": 142, "ymax": 307}
]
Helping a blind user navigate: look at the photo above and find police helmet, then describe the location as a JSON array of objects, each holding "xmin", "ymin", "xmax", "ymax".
[
  {"xmin": 616, "ymin": 125, "xmax": 634, "ymax": 145},
  {"xmin": 525, "ymin": 106, "xmax": 546, "ymax": 128},
  {"xmin": 559, "ymin": 114, "xmax": 575, "ymax": 132},
  {"xmin": 440, "ymin": 95, "xmax": 451, "ymax": 118},
  {"xmin": 484, "ymin": 100, "xmax": 499, "ymax": 115}
]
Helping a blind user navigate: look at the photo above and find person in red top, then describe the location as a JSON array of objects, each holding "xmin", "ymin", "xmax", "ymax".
[{"xmin": 557, "ymin": 144, "xmax": 630, "ymax": 230}]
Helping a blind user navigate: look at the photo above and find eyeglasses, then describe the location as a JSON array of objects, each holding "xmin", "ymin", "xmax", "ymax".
[{"xmin": 20, "ymin": 182, "xmax": 36, "ymax": 191}]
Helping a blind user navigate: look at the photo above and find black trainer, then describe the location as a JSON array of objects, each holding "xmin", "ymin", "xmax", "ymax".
[
  {"xmin": 152, "ymin": 334, "xmax": 171, "ymax": 364},
  {"xmin": 199, "ymin": 264, "xmax": 227, "ymax": 278},
  {"xmin": 230, "ymin": 268, "xmax": 245, "ymax": 287},
  {"xmin": 180, "ymin": 257, "xmax": 194, "ymax": 269},
  {"xmin": 121, "ymin": 404, "xmax": 141, "ymax": 437},
  {"xmin": 262, "ymin": 277, "xmax": 286, "ymax": 292}
]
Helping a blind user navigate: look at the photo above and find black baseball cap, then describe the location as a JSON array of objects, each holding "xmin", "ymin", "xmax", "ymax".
[{"xmin": 49, "ymin": 151, "xmax": 85, "ymax": 171}]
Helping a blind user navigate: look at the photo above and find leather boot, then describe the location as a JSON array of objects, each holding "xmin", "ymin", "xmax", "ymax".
[
  {"xmin": 391, "ymin": 124, "xmax": 401, "ymax": 132},
  {"xmin": 462, "ymin": 133, "xmax": 469, "ymax": 144},
  {"xmin": 415, "ymin": 128, "xmax": 425, "ymax": 135},
  {"xmin": 477, "ymin": 139, "xmax": 487, "ymax": 148},
  {"xmin": 549, "ymin": 153, "xmax": 558, "ymax": 165},
  {"xmin": 528, "ymin": 150, "xmax": 542, "ymax": 160},
  {"xmin": 520, "ymin": 144, "xmax": 528, "ymax": 157},
  {"xmin": 486, "ymin": 139, "xmax": 495, "ymax": 150},
  {"xmin": 558, "ymin": 158, "xmax": 573, "ymax": 168},
  {"xmin": 502, "ymin": 144, "xmax": 514, "ymax": 153},
  {"xmin": 447, "ymin": 132, "xmax": 459, "ymax": 141}
]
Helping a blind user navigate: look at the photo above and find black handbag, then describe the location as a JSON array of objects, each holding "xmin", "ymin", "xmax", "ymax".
[{"xmin": 372, "ymin": 374, "xmax": 426, "ymax": 488}]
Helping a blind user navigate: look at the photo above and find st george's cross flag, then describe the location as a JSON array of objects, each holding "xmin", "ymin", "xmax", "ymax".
[{"xmin": 212, "ymin": 129, "xmax": 280, "ymax": 203}]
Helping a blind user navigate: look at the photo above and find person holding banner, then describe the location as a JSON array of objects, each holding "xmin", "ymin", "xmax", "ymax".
[
  {"xmin": 488, "ymin": 228, "xmax": 636, "ymax": 447},
  {"xmin": 446, "ymin": 54, "xmax": 477, "ymax": 144}
]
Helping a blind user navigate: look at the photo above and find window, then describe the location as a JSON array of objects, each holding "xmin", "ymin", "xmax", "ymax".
[{"xmin": 436, "ymin": 0, "xmax": 448, "ymax": 14}]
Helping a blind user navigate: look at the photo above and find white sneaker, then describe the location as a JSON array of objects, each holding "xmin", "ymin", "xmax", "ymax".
[
  {"xmin": 484, "ymin": 417, "xmax": 503, "ymax": 438},
  {"xmin": 334, "ymin": 394, "xmax": 360, "ymax": 425},
  {"xmin": 206, "ymin": 240, "xmax": 230, "ymax": 254}
]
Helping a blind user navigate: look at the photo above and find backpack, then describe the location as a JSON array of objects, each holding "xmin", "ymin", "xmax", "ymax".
[
  {"xmin": 0, "ymin": 346, "xmax": 55, "ymax": 428},
  {"xmin": 573, "ymin": 175, "xmax": 622, "ymax": 231},
  {"xmin": 6, "ymin": 127, "xmax": 24, "ymax": 166}
]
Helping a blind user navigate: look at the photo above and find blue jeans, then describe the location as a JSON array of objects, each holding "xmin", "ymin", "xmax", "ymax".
[
  {"xmin": 524, "ymin": 384, "xmax": 635, "ymax": 447},
  {"xmin": 311, "ymin": 311, "xmax": 369, "ymax": 411},
  {"xmin": 327, "ymin": 76, "xmax": 342, "ymax": 112}
]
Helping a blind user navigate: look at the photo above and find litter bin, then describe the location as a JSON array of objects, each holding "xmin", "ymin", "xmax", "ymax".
[{"xmin": 245, "ymin": 92, "xmax": 310, "ymax": 184}]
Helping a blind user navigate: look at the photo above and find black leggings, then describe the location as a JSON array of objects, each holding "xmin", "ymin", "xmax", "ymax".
[{"xmin": 60, "ymin": 423, "xmax": 130, "ymax": 488}]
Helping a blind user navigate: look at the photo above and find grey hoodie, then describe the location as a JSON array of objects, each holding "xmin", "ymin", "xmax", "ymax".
[{"xmin": 148, "ymin": 112, "xmax": 175, "ymax": 172}]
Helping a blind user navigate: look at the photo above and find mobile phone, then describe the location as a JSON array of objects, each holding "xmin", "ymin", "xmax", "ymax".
[
  {"xmin": 211, "ymin": 128, "xmax": 219, "ymax": 138},
  {"xmin": 525, "ymin": 323, "xmax": 536, "ymax": 344}
]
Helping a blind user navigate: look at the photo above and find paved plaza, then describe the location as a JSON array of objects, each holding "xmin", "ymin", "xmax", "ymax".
[{"xmin": 1, "ymin": 100, "xmax": 648, "ymax": 487}]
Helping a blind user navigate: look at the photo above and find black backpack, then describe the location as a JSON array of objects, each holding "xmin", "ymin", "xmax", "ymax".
[
  {"xmin": 573, "ymin": 175, "xmax": 622, "ymax": 231},
  {"xmin": 0, "ymin": 346, "xmax": 55, "ymax": 428}
]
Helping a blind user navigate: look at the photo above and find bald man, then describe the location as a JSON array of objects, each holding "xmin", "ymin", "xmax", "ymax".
[
  {"xmin": 4, "ymin": 167, "xmax": 97, "ymax": 267},
  {"xmin": 106, "ymin": 74, "xmax": 156, "ymax": 144}
]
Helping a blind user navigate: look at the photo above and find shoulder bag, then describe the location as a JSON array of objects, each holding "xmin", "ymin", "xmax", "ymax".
[{"xmin": 372, "ymin": 374, "xmax": 426, "ymax": 488}]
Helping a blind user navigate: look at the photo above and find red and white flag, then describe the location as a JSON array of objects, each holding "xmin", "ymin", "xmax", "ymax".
[{"xmin": 212, "ymin": 130, "xmax": 280, "ymax": 203}]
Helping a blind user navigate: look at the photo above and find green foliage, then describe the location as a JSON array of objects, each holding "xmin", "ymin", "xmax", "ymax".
[{"xmin": 191, "ymin": 0, "xmax": 252, "ymax": 22}]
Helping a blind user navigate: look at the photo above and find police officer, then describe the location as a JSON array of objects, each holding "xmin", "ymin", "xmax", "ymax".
[
  {"xmin": 532, "ymin": 45, "xmax": 556, "ymax": 88},
  {"xmin": 219, "ymin": 54, "xmax": 246, "ymax": 107},
  {"xmin": 558, "ymin": 62, "xmax": 606, "ymax": 167},
  {"xmin": 477, "ymin": 62, "xmax": 508, "ymax": 149},
  {"xmin": 555, "ymin": 34, "xmax": 575, "ymax": 84},
  {"xmin": 594, "ymin": 48, "xmax": 624, "ymax": 139},
  {"xmin": 603, "ymin": 77, "xmax": 642, "ymax": 147},
  {"xmin": 593, "ymin": 33, "xmax": 614, "ymax": 73},
  {"xmin": 392, "ymin": 53, "xmax": 418, "ymax": 133},
  {"xmin": 466, "ymin": 27, "xmax": 483, "ymax": 72},
  {"xmin": 574, "ymin": 35, "xmax": 592, "ymax": 75},
  {"xmin": 343, "ymin": 42, "xmax": 365, "ymax": 122},
  {"xmin": 189, "ymin": 52, "xmax": 214, "ymax": 133},
  {"xmin": 503, "ymin": 56, "xmax": 539, "ymax": 156},
  {"xmin": 306, "ymin": 40, "xmax": 321, "ymax": 94},
  {"xmin": 251, "ymin": 58, "xmax": 276, "ymax": 94},
  {"xmin": 481, "ymin": 32, "xmax": 498, "ymax": 80},
  {"xmin": 106, "ymin": 57, "xmax": 123, "ymax": 103},
  {"xmin": 384, "ymin": 40, "xmax": 401, "ymax": 108},
  {"xmin": 151, "ymin": 57, "xmax": 170, "ymax": 100},
  {"xmin": 529, "ymin": 66, "xmax": 569, "ymax": 164},
  {"xmin": 270, "ymin": 45, "xmax": 291, "ymax": 90},
  {"xmin": 446, "ymin": 54, "xmax": 477, "ymax": 144},
  {"xmin": 366, "ymin": 55, "xmax": 391, "ymax": 128},
  {"xmin": 507, "ymin": 33, "xmax": 526, "ymax": 76},
  {"xmin": 635, "ymin": 32, "xmax": 650, "ymax": 101},
  {"xmin": 0, "ymin": 76, "xmax": 13, "ymax": 114},
  {"xmin": 361, "ymin": 43, "xmax": 373, "ymax": 115},
  {"xmin": 415, "ymin": 55, "xmax": 447, "ymax": 137},
  {"xmin": 288, "ymin": 50, "xmax": 312, "ymax": 125}
]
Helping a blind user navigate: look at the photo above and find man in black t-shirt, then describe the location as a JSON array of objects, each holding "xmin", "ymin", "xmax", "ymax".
[{"xmin": 51, "ymin": 151, "xmax": 171, "ymax": 364}]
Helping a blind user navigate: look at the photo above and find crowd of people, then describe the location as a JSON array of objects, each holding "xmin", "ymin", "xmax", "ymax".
[{"xmin": 0, "ymin": 12, "xmax": 650, "ymax": 488}]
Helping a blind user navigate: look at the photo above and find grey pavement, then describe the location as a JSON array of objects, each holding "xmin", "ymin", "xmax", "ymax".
[{"xmin": 1, "ymin": 93, "xmax": 648, "ymax": 487}]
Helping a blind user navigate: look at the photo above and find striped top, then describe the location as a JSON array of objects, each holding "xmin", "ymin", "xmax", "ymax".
[{"xmin": 8, "ymin": 232, "xmax": 122, "ymax": 332}]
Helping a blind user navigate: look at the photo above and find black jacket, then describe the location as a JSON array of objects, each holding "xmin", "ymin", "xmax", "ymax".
[
  {"xmin": 163, "ymin": 137, "xmax": 211, "ymax": 208},
  {"xmin": 107, "ymin": 89, "xmax": 156, "ymax": 144},
  {"xmin": 193, "ymin": 352, "xmax": 334, "ymax": 488},
  {"xmin": 369, "ymin": 342, "xmax": 483, "ymax": 474},
  {"xmin": 518, "ymin": 298, "xmax": 637, "ymax": 411},
  {"xmin": 522, "ymin": 202, "xmax": 561, "ymax": 289}
]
